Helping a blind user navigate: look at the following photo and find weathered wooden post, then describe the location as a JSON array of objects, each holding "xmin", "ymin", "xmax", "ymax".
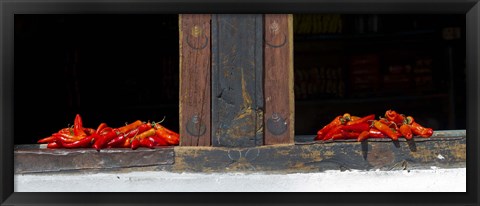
[
  {"xmin": 180, "ymin": 14, "xmax": 294, "ymax": 147},
  {"xmin": 263, "ymin": 14, "xmax": 295, "ymax": 145},
  {"xmin": 211, "ymin": 14, "xmax": 265, "ymax": 147},
  {"xmin": 179, "ymin": 14, "xmax": 212, "ymax": 146}
]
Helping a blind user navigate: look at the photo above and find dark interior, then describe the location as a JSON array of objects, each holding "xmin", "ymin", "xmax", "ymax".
[
  {"xmin": 14, "ymin": 14, "xmax": 466, "ymax": 144},
  {"xmin": 293, "ymin": 14, "xmax": 466, "ymax": 135},
  {"xmin": 15, "ymin": 14, "xmax": 179, "ymax": 144}
]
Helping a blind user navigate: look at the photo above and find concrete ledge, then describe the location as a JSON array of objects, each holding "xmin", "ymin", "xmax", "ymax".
[{"xmin": 14, "ymin": 168, "xmax": 466, "ymax": 192}]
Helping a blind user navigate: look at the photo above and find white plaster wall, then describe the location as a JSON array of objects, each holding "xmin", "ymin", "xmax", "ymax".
[{"xmin": 14, "ymin": 167, "xmax": 466, "ymax": 192}]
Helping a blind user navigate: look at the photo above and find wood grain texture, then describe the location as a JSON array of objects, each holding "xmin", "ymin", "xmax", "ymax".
[
  {"xmin": 14, "ymin": 130, "xmax": 466, "ymax": 174},
  {"xmin": 14, "ymin": 147, "xmax": 175, "ymax": 174},
  {"xmin": 179, "ymin": 14, "xmax": 211, "ymax": 146},
  {"xmin": 173, "ymin": 132, "xmax": 466, "ymax": 173},
  {"xmin": 263, "ymin": 14, "xmax": 295, "ymax": 145},
  {"xmin": 211, "ymin": 14, "xmax": 264, "ymax": 147}
]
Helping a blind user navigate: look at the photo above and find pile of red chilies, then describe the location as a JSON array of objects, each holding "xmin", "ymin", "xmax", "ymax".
[
  {"xmin": 37, "ymin": 114, "xmax": 179, "ymax": 150},
  {"xmin": 315, "ymin": 110, "xmax": 434, "ymax": 141}
]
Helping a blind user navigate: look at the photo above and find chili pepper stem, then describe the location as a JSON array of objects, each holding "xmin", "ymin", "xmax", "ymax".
[
  {"xmin": 131, "ymin": 130, "xmax": 140, "ymax": 143},
  {"xmin": 152, "ymin": 116, "xmax": 167, "ymax": 127},
  {"xmin": 68, "ymin": 124, "xmax": 74, "ymax": 135}
]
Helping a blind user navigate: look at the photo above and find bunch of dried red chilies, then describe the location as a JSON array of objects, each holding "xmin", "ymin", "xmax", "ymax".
[
  {"xmin": 315, "ymin": 110, "xmax": 434, "ymax": 141},
  {"xmin": 37, "ymin": 114, "xmax": 179, "ymax": 150}
]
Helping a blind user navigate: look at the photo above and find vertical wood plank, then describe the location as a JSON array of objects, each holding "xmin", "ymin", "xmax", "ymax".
[
  {"xmin": 264, "ymin": 14, "xmax": 295, "ymax": 145},
  {"xmin": 179, "ymin": 14, "xmax": 211, "ymax": 146},
  {"xmin": 212, "ymin": 14, "xmax": 264, "ymax": 147}
]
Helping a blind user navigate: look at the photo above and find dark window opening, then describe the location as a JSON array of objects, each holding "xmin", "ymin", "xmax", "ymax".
[
  {"xmin": 15, "ymin": 14, "xmax": 179, "ymax": 144},
  {"xmin": 14, "ymin": 14, "xmax": 467, "ymax": 143},
  {"xmin": 293, "ymin": 14, "xmax": 466, "ymax": 135}
]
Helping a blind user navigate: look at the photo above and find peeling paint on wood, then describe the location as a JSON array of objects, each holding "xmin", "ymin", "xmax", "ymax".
[
  {"xmin": 173, "ymin": 131, "xmax": 466, "ymax": 173},
  {"xmin": 211, "ymin": 14, "xmax": 264, "ymax": 147}
]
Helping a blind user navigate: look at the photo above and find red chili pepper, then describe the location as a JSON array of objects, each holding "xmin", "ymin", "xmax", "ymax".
[
  {"xmin": 357, "ymin": 130, "xmax": 370, "ymax": 142},
  {"xmin": 73, "ymin": 114, "xmax": 87, "ymax": 137},
  {"xmin": 368, "ymin": 128, "xmax": 385, "ymax": 138},
  {"xmin": 339, "ymin": 130, "xmax": 360, "ymax": 139},
  {"xmin": 153, "ymin": 123, "xmax": 178, "ymax": 135},
  {"xmin": 341, "ymin": 122, "xmax": 370, "ymax": 132},
  {"xmin": 136, "ymin": 128, "xmax": 157, "ymax": 140},
  {"xmin": 122, "ymin": 137, "xmax": 132, "ymax": 148},
  {"xmin": 346, "ymin": 114, "xmax": 375, "ymax": 126},
  {"xmin": 38, "ymin": 135, "xmax": 56, "ymax": 144},
  {"xmin": 140, "ymin": 138, "xmax": 155, "ymax": 149},
  {"xmin": 385, "ymin": 110, "xmax": 405, "ymax": 124},
  {"xmin": 131, "ymin": 138, "xmax": 140, "ymax": 150},
  {"xmin": 118, "ymin": 120, "xmax": 143, "ymax": 134},
  {"xmin": 316, "ymin": 115, "xmax": 343, "ymax": 140},
  {"xmin": 373, "ymin": 120, "xmax": 399, "ymax": 141},
  {"xmin": 395, "ymin": 115, "xmax": 406, "ymax": 124},
  {"xmin": 411, "ymin": 122, "xmax": 433, "ymax": 138},
  {"xmin": 378, "ymin": 117, "xmax": 392, "ymax": 125},
  {"xmin": 421, "ymin": 129, "xmax": 433, "ymax": 138},
  {"xmin": 99, "ymin": 127, "xmax": 114, "ymax": 136},
  {"xmin": 330, "ymin": 133, "xmax": 344, "ymax": 140},
  {"xmin": 92, "ymin": 134, "xmax": 104, "ymax": 151},
  {"xmin": 93, "ymin": 129, "xmax": 119, "ymax": 151},
  {"xmin": 385, "ymin": 110, "xmax": 397, "ymax": 121},
  {"xmin": 52, "ymin": 133, "xmax": 84, "ymax": 142},
  {"xmin": 350, "ymin": 116, "xmax": 361, "ymax": 121},
  {"xmin": 96, "ymin": 123, "xmax": 108, "ymax": 134},
  {"xmin": 47, "ymin": 142, "xmax": 61, "ymax": 149},
  {"xmin": 379, "ymin": 118, "xmax": 399, "ymax": 131},
  {"xmin": 58, "ymin": 128, "xmax": 73, "ymax": 135},
  {"xmin": 51, "ymin": 114, "xmax": 88, "ymax": 143},
  {"xmin": 323, "ymin": 125, "xmax": 343, "ymax": 140},
  {"xmin": 83, "ymin": 128, "xmax": 96, "ymax": 136},
  {"xmin": 101, "ymin": 123, "xmax": 152, "ymax": 148},
  {"xmin": 157, "ymin": 132, "xmax": 179, "ymax": 145},
  {"xmin": 52, "ymin": 134, "xmax": 79, "ymax": 143},
  {"xmin": 137, "ymin": 123, "xmax": 153, "ymax": 135},
  {"xmin": 55, "ymin": 134, "xmax": 97, "ymax": 148},
  {"xmin": 106, "ymin": 133, "xmax": 124, "ymax": 147},
  {"xmin": 154, "ymin": 125, "xmax": 179, "ymax": 145},
  {"xmin": 399, "ymin": 124, "xmax": 413, "ymax": 140},
  {"xmin": 149, "ymin": 135, "xmax": 169, "ymax": 146}
]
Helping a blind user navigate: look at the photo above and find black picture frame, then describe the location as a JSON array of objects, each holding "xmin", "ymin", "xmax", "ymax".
[{"xmin": 1, "ymin": 0, "xmax": 478, "ymax": 205}]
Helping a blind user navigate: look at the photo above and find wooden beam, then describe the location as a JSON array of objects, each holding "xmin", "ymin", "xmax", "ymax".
[
  {"xmin": 14, "ymin": 130, "xmax": 466, "ymax": 174},
  {"xmin": 263, "ymin": 14, "xmax": 295, "ymax": 145},
  {"xmin": 14, "ymin": 146, "xmax": 175, "ymax": 174},
  {"xmin": 211, "ymin": 14, "xmax": 264, "ymax": 147},
  {"xmin": 179, "ymin": 14, "xmax": 211, "ymax": 146},
  {"xmin": 174, "ymin": 131, "xmax": 466, "ymax": 173}
]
